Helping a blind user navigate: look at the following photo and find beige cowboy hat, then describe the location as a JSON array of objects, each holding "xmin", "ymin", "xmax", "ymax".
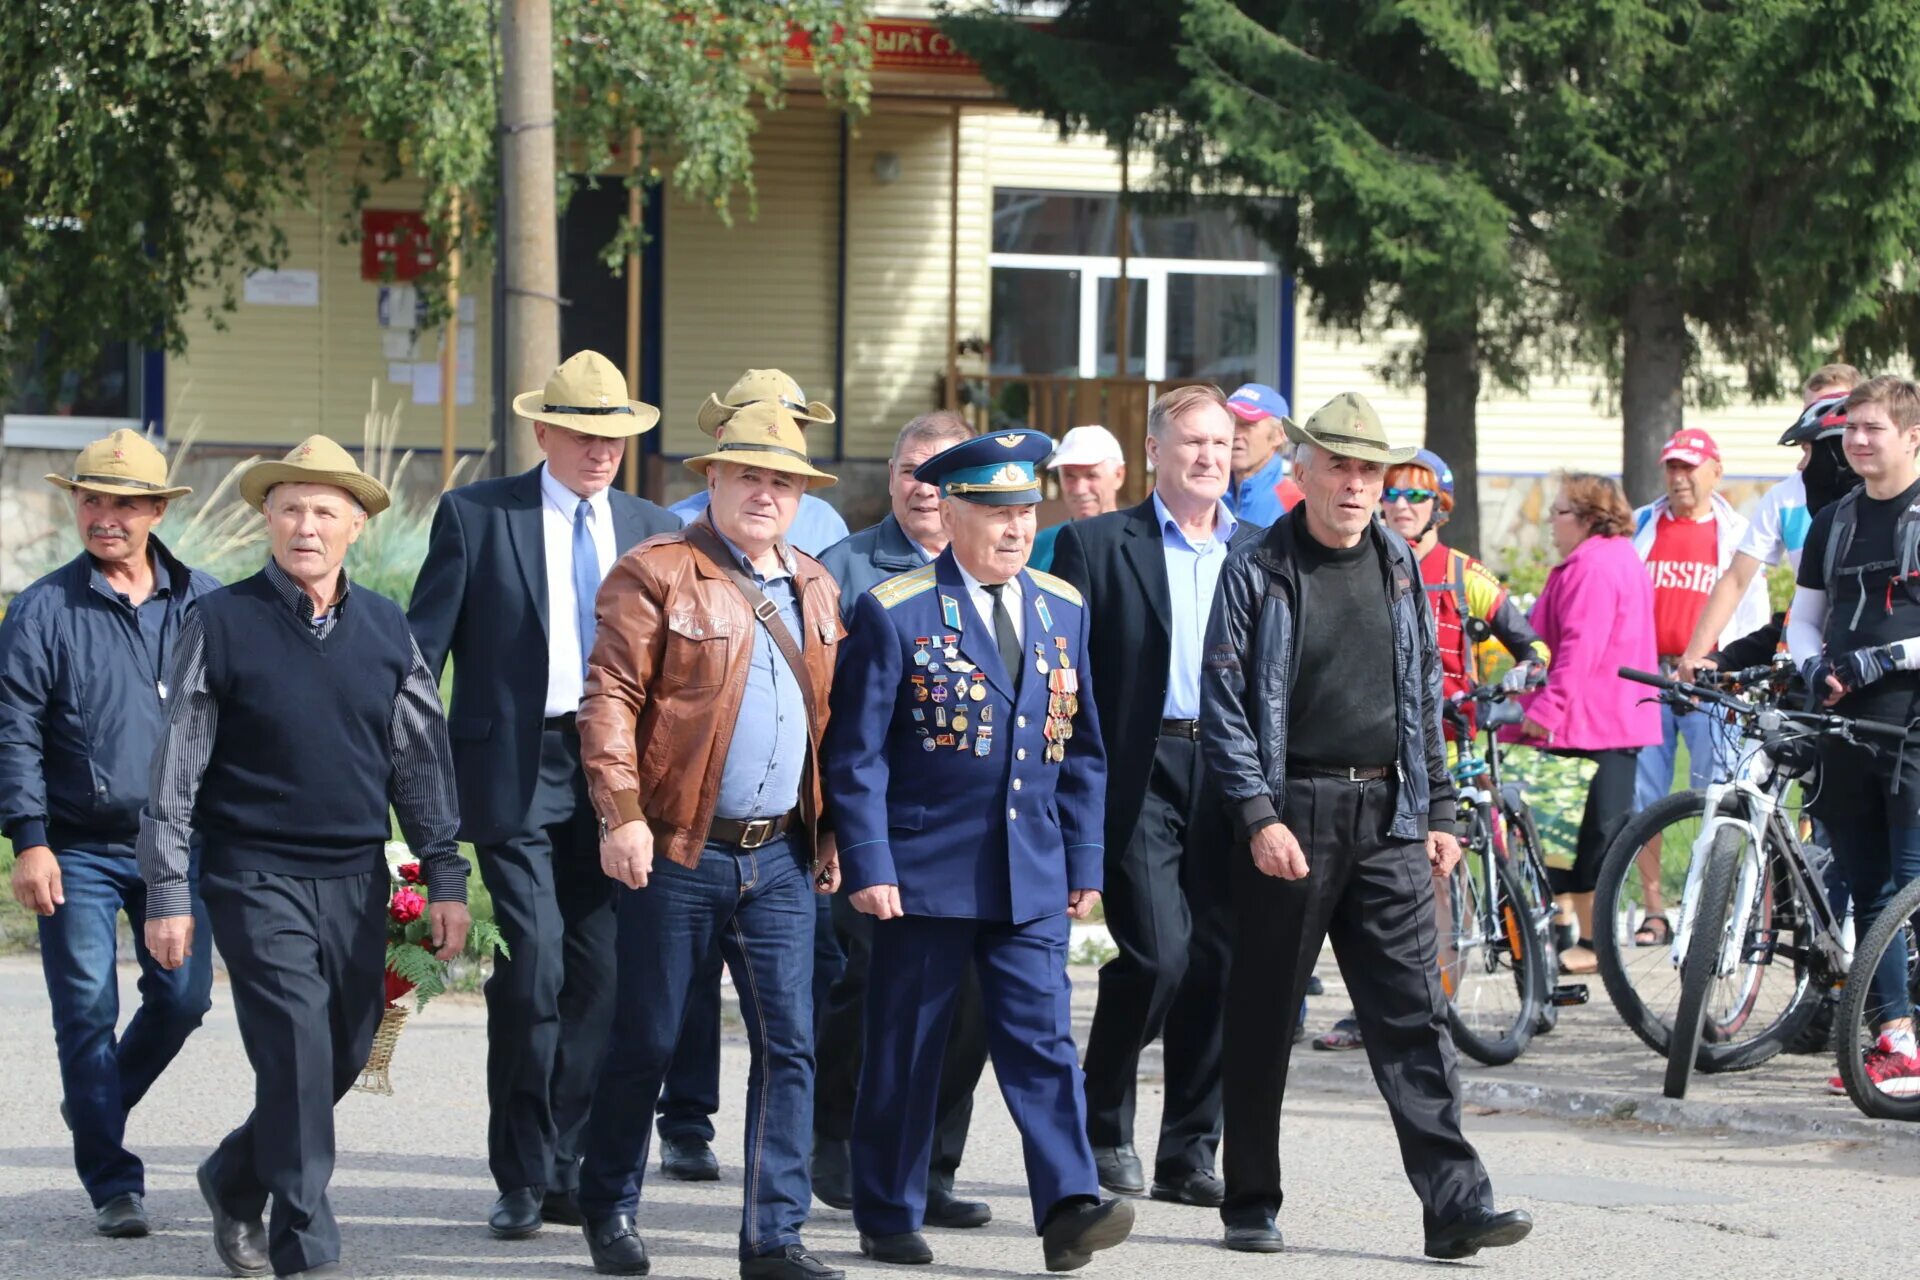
[
  {"xmin": 238, "ymin": 435, "xmax": 392, "ymax": 515},
  {"xmin": 511, "ymin": 350, "xmax": 661, "ymax": 438},
  {"xmin": 1284, "ymin": 392, "xmax": 1418, "ymax": 465},
  {"xmin": 695, "ymin": 368, "xmax": 836, "ymax": 436},
  {"xmin": 685, "ymin": 401, "xmax": 837, "ymax": 489},
  {"xmin": 46, "ymin": 428, "xmax": 191, "ymax": 500}
]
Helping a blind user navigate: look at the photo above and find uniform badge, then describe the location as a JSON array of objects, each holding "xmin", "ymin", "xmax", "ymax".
[
  {"xmin": 1033, "ymin": 642, "xmax": 1049, "ymax": 675},
  {"xmin": 951, "ymin": 711, "xmax": 968, "ymax": 733},
  {"xmin": 911, "ymin": 676, "xmax": 928, "ymax": 702},
  {"xmin": 941, "ymin": 594, "xmax": 962, "ymax": 631},
  {"xmin": 936, "ymin": 733, "xmax": 954, "ymax": 746},
  {"xmin": 931, "ymin": 679, "xmax": 949, "ymax": 704},
  {"xmin": 969, "ymin": 674, "xmax": 987, "ymax": 701},
  {"xmin": 975, "ymin": 729, "xmax": 992, "ymax": 758},
  {"xmin": 914, "ymin": 638, "xmax": 930, "ymax": 667},
  {"xmin": 955, "ymin": 734, "xmax": 970, "ymax": 752},
  {"xmin": 923, "ymin": 737, "xmax": 938, "ymax": 752},
  {"xmin": 1034, "ymin": 594, "xmax": 1054, "ymax": 630}
]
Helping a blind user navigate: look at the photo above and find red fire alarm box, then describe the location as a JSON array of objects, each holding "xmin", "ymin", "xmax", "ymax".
[{"xmin": 361, "ymin": 210, "xmax": 436, "ymax": 282}]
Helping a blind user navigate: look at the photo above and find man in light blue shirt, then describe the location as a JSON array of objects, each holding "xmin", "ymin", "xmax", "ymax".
[
  {"xmin": 1224, "ymin": 383, "xmax": 1301, "ymax": 526},
  {"xmin": 673, "ymin": 490, "xmax": 849, "ymax": 559},
  {"xmin": 1048, "ymin": 384, "xmax": 1263, "ymax": 1207},
  {"xmin": 671, "ymin": 368, "xmax": 850, "ymax": 557}
]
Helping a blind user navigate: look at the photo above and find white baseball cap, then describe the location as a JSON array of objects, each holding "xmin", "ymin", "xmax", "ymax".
[{"xmin": 1046, "ymin": 425, "xmax": 1125, "ymax": 469}]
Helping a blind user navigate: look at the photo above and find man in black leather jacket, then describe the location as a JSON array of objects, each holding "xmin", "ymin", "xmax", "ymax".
[{"xmin": 1198, "ymin": 393, "xmax": 1533, "ymax": 1262}]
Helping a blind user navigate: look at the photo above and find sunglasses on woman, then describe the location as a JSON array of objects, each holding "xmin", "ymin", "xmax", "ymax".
[{"xmin": 1382, "ymin": 487, "xmax": 1436, "ymax": 505}]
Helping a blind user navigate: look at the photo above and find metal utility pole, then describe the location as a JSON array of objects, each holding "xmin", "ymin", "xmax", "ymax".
[{"xmin": 500, "ymin": 0, "xmax": 559, "ymax": 473}]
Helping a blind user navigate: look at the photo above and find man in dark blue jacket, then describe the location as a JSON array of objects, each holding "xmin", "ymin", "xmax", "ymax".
[
  {"xmin": 408, "ymin": 351, "xmax": 680, "ymax": 1237},
  {"xmin": 0, "ymin": 429, "xmax": 217, "ymax": 1238}
]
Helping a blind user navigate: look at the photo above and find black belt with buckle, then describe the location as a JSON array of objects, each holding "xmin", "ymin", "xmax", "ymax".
[
  {"xmin": 709, "ymin": 811, "xmax": 797, "ymax": 850},
  {"xmin": 1293, "ymin": 762, "xmax": 1392, "ymax": 782},
  {"xmin": 1160, "ymin": 718, "xmax": 1201, "ymax": 739},
  {"xmin": 544, "ymin": 713, "xmax": 578, "ymax": 734}
]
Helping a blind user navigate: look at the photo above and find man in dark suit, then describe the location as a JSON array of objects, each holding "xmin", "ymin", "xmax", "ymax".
[
  {"xmin": 812, "ymin": 409, "xmax": 993, "ymax": 1229},
  {"xmin": 409, "ymin": 350, "xmax": 679, "ymax": 1239},
  {"xmin": 1050, "ymin": 384, "xmax": 1261, "ymax": 1208}
]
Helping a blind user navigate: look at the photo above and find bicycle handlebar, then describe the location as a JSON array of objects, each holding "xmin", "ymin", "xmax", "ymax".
[{"xmin": 1618, "ymin": 665, "xmax": 1918, "ymax": 747}]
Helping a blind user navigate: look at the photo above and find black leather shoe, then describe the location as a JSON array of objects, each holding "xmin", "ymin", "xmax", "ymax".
[
  {"xmin": 740, "ymin": 1243, "xmax": 845, "ymax": 1279},
  {"xmin": 95, "ymin": 1192, "xmax": 149, "ymax": 1239},
  {"xmin": 660, "ymin": 1136, "xmax": 721, "ymax": 1182},
  {"xmin": 489, "ymin": 1187, "xmax": 543, "ymax": 1240},
  {"xmin": 1149, "ymin": 1169, "xmax": 1225, "ymax": 1208},
  {"xmin": 542, "ymin": 1189, "xmax": 584, "ymax": 1226},
  {"xmin": 1091, "ymin": 1144, "xmax": 1145, "ymax": 1197},
  {"xmin": 198, "ymin": 1159, "xmax": 269, "ymax": 1276},
  {"xmin": 1424, "ymin": 1206, "xmax": 1533, "ymax": 1260},
  {"xmin": 1306, "ymin": 973, "xmax": 1325, "ymax": 996},
  {"xmin": 584, "ymin": 1214, "xmax": 650, "ymax": 1275},
  {"xmin": 1223, "ymin": 1220, "xmax": 1285, "ymax": 1253},
  {"xmin": 810, "ymin": 1137, "xmax": 852, "ymax": 1209},
  {"xmin": 1041, "ymin": 1197, "xmax": 1134, "ymax": 1272},
  {"xmin": 925, "ymin": 1180, "xmax": 991, "ymax": 1229},
  {"xmin": 860, "ymin": 1231, "xmax": 934, "ymax": 1264}
]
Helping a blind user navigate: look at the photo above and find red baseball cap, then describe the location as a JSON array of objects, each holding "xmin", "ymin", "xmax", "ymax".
[{"xmin": 1661, "ymin": 428, "xmax": 1720, "ymax": 467}]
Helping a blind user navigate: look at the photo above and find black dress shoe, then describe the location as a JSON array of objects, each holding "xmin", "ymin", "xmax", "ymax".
[
  {"xmin": 660, "ymin": 1135, "xmax": 721, "ymax": 1182},
  {"xmin": 1091, "ymin": 1144, "xmax": 1145, "ymax": 1197},
  {"xmin": 489, "ymin": 1187, "xmax": 543, "ymax": 1240},
  {"xmin": 542, "ymin": 1190, "xmax": 584, "ymax": 1226},
  {"xmin": 925, "ymin": 1180, "xmax": 991, "ymax": 1229},
  {"xmin": 584, "ymin": 1214, "xmax": 650, "ymax": 1275},
  {"xmin": 860, "ymin": 1231, "xmax": 934, "ymax": 1264},
  {"xmin": 810, "ymin": 1137, "xmax": 852, "ymax": 1209},
  {"xmin": 1223, "ymin": 1220, "xmax": 1285, "ymax": 1253},
  {"xmin": 95, "ymin": 1192, "xmax": 149, "ymax": 1239},
  {"xmin": 199, "ymin": 1159, "xmax": 269, "ymax": 1277},
  {"xmin": 1306, "ymin": 973, "xmax": 1325, "ymax": 996},
  {"xmin": 1425, "ymin": 1206, "xmax": 1533, "ymax": 1259},
  {"xmin": 1041, "ymin": 1197, "xmax": 1135, "ymax": 1272},
  {"xmin": 740, "ymin": 1243, "xmax": 845, "ymax": 1279},
  {"xmin": 1149, "ymin": 1169, "xmax": 1225, "ymax": 1208}
]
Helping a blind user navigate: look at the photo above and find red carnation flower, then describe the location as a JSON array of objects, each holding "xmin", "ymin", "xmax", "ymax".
[
  {"xmin": 390, "ymin": 887, "xmax": 427, "ymax": 924},
  {"xmin": 399, "ymin": 862, "xmax": 422, "ymax": 883}
]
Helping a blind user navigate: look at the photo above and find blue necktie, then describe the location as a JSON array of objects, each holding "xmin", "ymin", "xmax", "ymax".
[{"xmin": 573, "ymin": 498, "xmax": 598, "ymax": 677}]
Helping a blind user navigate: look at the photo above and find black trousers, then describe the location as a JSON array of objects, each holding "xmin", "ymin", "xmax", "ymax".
[
  {"xmin": 200, "ymin": 867, "xmax": 386, "ymax": 1276},
  {"xmin": 475, "ymin": 726, "xmax": 618, "ymax": 1194},
  {"xmin": 1550, "ymin": 747, "xmax": 1640, "ymax": 896},
  {"xmin": 1082, "ymin": 733, "xmax": 1230, "ymax": 1178},
  {"xmin": 1221, "ymin": 773, "xmax": 1491, "ymax": 1231},
  {"xmin": 817, "ymin": 891, "xmax": 986, "ymax": 1183}
]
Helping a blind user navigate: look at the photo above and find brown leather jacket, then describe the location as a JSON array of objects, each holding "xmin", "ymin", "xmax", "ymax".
[{"xmin": 579, "ymin": 525, "xmax": 843, "ymax": 868}]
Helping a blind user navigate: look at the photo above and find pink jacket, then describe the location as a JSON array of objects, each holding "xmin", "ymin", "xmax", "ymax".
[{"xmin": 1514, "ymin": 534, "xmax": 1662, "ymax": 752}]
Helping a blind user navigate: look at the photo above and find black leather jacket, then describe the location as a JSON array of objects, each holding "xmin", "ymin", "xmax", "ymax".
[{"xmin": 1200, "ymin": 507, "xmax": 1458, "ymax": 842}]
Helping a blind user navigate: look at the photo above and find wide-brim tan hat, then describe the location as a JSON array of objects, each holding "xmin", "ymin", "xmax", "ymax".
[
  {"xmin": 46, "ymin": 428, "xmax": 191, "ymax": 500},
  {"xmin": 238, "ymin": 435, "xmax": 392, "ymax": 515},
  {"xmin": 512, "ymin": 350, "xmax": 661, "ymax": 438},
  {"xmin": 1284, "ymin": 391, "xmax": 1418, "ymax": 465},
  {"xmin": 695, "ymin": 367, "xmax": 835, "ymax": 435},
  {"xmin": 685, "ymin": 401, "xmax": 837, "ymax": 489}
]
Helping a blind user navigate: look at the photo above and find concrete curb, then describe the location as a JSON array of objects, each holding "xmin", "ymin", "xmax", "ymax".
[{"xmin": 1282, "ymin": 1051, "xmax": 1920, "ymax": 1150}]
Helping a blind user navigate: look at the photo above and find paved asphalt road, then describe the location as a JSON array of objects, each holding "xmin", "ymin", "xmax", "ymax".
[{"xmin": 0, "ymin": 954, "xmax": 1910, "ymax": 1280}]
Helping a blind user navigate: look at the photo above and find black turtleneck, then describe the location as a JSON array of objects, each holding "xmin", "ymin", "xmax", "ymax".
[{"xmin": 1288, "ymin": 517, "xmax": 1399, "ymax": 768}]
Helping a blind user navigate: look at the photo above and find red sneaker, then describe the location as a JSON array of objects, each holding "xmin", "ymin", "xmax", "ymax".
[{"xmin": 1828, "ymin": 1034, "xmax": 1920, "ymax": 1097}]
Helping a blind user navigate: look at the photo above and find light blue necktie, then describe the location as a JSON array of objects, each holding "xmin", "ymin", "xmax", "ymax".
[{"xmin": 573, "ymin": 498, "xmax": 598, "ymax": 677}]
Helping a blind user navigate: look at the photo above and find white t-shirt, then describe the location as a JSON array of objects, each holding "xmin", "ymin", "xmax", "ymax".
[{"xmin": 1735, "ymin": 471, "xmax": 1812, "ymax": 573}]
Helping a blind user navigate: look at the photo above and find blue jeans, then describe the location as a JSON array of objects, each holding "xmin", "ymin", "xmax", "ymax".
[
  {"xmin": 38, "ymin": 846, "xmax": 212, "ymax": 1205},
  {"xmin": 1822, "ymin": 818, "xmax": 1920, "ymax": 1030},
  {"xmin": 1633, "ymin": 700, "xmax": 1735, "ymax": 811},
  {"xmin": 578, "ymin": 836, "xmax": 817, "ymax": 1259}
]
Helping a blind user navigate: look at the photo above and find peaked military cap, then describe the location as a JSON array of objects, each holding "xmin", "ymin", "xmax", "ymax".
[{"xmin": 913, "ymin": 428, "xmax": 1051, "ymax": 505}]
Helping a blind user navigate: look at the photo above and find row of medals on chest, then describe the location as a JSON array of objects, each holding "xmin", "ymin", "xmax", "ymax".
[{"xmin": 908, "ymin": 635, "xmax": 1081, "ymax": 763}]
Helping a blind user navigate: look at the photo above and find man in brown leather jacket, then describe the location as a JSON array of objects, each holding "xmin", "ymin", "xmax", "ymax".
[{"xmin": 572, "ymin": 401, "xmax": 848, "ymax": 1280}]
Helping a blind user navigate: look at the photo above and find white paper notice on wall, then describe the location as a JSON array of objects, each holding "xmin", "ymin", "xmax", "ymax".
[
  {"xmin": 244, "ymin": 270, "xmax": 320, "ymax": 307},
  {"xmin": 381, "ymin": 330, "xmax": 414, "ymax": 360},
  {"xmin": 411, "ymin": 363, "xmax": 443, "ymax": 405},
  {"xmin": 387, "ymin": 361, "xmax": 412, "ymax": 385}
]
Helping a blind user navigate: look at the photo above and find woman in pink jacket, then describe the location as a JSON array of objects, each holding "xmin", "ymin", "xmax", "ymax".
[{"xmin": 1518, "ymin": 474, "xmax": 1661, "ymax": 974}]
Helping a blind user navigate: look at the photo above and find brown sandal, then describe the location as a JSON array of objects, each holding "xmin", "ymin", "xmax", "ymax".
[
  {"xmin": 1633, "ymin": 914, "xmax": 1672, "ymax": 947},
  {"xmin": 1558, "ymin": 944, "xmax": 1599, "ymax": 975}
]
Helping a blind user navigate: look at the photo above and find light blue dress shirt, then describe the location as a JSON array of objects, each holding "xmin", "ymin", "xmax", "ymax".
[
  {"xmin": 1154, "ymin": 491, "xmax": 1238, "ymax": 719},
  {"xmin": 672, "ymin": 490, "xmax": 851, "ymax": 558},
  {"xmin": 711, "ymin": 529, "xmax": 809, "ymax": 820},
  {"xmin": 1228, "ymin": 450, "xmax": 1291, "ymax": 527}
]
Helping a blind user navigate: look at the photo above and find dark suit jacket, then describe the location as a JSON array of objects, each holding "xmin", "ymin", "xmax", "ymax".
[
  {"xmin": 407, "ymin": 466, "xmax": 678, "ymax": 845},
  {"xmin": 816, "ymin": 513, "xmax": 930, "ymax": 624},
  {"xmin": 1048, "ymin": 497, "xmax": 1264, "ymax": 855}
]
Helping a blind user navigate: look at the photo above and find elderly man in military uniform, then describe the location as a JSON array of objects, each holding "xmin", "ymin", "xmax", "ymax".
[{"xmin": 824, "ymin": 429, "xmax": 1132, "ymax": 1272}]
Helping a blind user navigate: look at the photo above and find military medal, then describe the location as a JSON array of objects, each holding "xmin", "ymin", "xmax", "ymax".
[
  {"xmin": 951, "ymin": 711, "xmax": 968, "ymax": 733},
  {"xmin": 955, "ymin": 734, "xmax": 970, "ymax": 752},
  {"xmin": 1055, "ymin": 636, "xmax": 1070, "ymax": 669},
  {"xmin": 975, "ymin": 727, "xmax": 993, "ymax": 758},
  {"xmin": 935, "ymin": 706, "xmax": 948, "ymax": 728},
  {"xmin": 979, "ymin": 704, "xmax": 993, "ymax": 723},
  {"xmin": 943, "ymin": 634, "xmax": 960, "ymax": 660},
  {"xmin": 923, "ymin": 737, "xmax": 937, "ymax": 752},
  {"xmin": 931, "ymin": 680, "xmax": 949, "ymax": 704},
  {"xmin": 914, "ymin": 638, "xmax": 931, "ymax": 666},
  {"xmin": 1033, "ymin": 642, "xmax": 1049, "ymax": 675},
  {"xmin": 970, "ymin": 674, "xmax": 987, "ymax": 701},
  {"xmin": 911, "ymin": 676, "xmax": 928, "ymax": 702}
]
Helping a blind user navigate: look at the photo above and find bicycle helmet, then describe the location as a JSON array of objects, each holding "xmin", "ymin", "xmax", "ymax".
[
  {"xmin": 1413, "ymin": 448, "xmax": 1455, "ymax": 498},
  {"xmin": 1778, "ymin": 394, "xmax": 1847, "ymax": 446}
]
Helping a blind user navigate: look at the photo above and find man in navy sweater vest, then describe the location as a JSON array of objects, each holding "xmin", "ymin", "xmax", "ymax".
[{"xmin": 139, "ymin": 436, "xmax": 471, "ymax": 1280}]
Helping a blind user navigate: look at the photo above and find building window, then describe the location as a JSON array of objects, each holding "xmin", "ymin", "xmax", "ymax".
[
  {"xmin": 989, "ymin": 188, "xmax": 1280, "ymax": 384},
  {"xmin": 5, "ymin": 336, "xmax": 148, "ymax": 446}
]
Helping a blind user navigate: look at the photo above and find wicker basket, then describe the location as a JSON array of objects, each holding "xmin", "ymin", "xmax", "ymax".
[{"xmin": 354, "ymin": 1003, "xmax": 410, "ymax": 1095}]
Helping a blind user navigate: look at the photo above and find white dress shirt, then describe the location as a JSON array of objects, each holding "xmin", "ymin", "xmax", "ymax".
[
  {"xmin": 955, "ymin": 559, "xmax": 1023, "ymax": 649},
  {"xmin": 540, "ymin": 464, "xmax": 617, "ymax": 716}
]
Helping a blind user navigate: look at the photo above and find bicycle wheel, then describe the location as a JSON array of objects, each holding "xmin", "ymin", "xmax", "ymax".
[
  {"xmin": 1502, "ymin": 800, "xmax": 1560, "ymax": 1034},
  {"xmin": 1594, "ymin": 789, "xmax": 1819, "ymax": 1070},
  {"xmin": 1665, "ymin": 827, "xmax": 1743, "ymax": 1099},
  {"xmin": 1442, "ymin": 813, "xmax": 1542, "ymax": 1066},
  {"xmin": 1834, "ymin": 875, "xmax": 1920, "ymax": 1120}
]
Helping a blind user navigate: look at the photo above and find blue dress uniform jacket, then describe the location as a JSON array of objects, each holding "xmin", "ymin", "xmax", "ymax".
[{"xmin": 826, "ymin": 548, "xmax": 1107, "ymax": 924}]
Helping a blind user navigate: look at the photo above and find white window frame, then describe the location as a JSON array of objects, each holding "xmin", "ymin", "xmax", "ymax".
[{"xmin": 988, "ymin": 251, "xmax": 1279, "ymax": 382}]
